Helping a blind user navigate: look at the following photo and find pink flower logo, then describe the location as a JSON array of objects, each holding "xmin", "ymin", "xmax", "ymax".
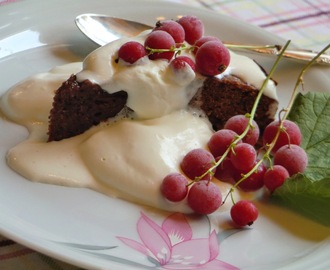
[{"xmin": 117, "ymin": 212, "xmax": 238, "ymax": 269}]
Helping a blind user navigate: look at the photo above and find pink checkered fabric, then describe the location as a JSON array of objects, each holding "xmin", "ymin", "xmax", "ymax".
[{"xmin": 170, "ymin": 0, "xmax": 330, "ymax": 50}]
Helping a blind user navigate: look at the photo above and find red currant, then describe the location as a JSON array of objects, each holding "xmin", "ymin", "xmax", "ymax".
[
  {"xmin": 224, "ymin": 115, "xmax": 260, "ymax": 146},
  {"xmin": 264, "ymin": 165, "xmax": 290, "ymax": 192},
  {"xmin": 195, "ymin": 40, "xmax": 230, "ymax": 76},
  {"xmin": 177, "ymin": 15, "xmax": 204, "ymax": 45},
  {"xmin": 230, "ymin": 200, "xmax": 258, "ymax": 227},
  {"xmin": 193, "ymin": 36, "xmax": 220, "ymax": 54},
  {"xmin": 208, "ymin": 129, "xmax": 240, "ymax": 158},
  {"xmin": 187, "ymin": 180, "xmax": 222, "ymax": 214},
  {"xmin": 263, "ymin": 120, "xmax": 302, "ymax": 154},
  {"xmin": 144, "ymin": 30, "xmax": 175, "ymax": 61},
  {"xmin": 214, "ymin": 157, "xmax": 236, "ymax": 184},
  {"xmin": 153, "ymin": 20, "xmax": 185, "ymax": 44},
  {"xmin": 180, "ymin": 148, "xmax": 215, "ymax": 180},
  {"xmin": 234, "ymin": 161, "xmax": 266, "ymax": 191},
  {"xmin": 170, "ymin": 56, "xmax": 195, "ymax": 71},
  {"xmin": 161, "ymin": 173, "xmax": 188, "ymax": 202},
  {"xmin": 230, "ymin": 143, "xmax": 257, "ymax": 172},
  {"xmin": 118, "ymin": 41, "xmax": 147, "ymax": 64},
  {"xmin": 274, "ymin": 144, "xmax": 308, "ymax": 176}
]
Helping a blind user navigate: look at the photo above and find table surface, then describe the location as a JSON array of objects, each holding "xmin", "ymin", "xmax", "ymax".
[{"xmin": 0, "ymin": 0, "xmax": 329, "ymax": 269}]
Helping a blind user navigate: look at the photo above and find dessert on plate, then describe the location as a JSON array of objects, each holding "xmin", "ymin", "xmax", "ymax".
[{"xmin": 0, "ymin": 16, "xmax": 278, "ymax": 213}]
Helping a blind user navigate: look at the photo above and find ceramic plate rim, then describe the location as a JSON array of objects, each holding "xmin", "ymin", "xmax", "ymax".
[{"xmin": 0, "ymin": 0, "xmax": 330, "ymax": 269}]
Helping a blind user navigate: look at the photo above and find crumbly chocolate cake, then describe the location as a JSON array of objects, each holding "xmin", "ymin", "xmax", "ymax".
[
  {"xmin": 48, "ymin": 74, "xmax": 277, "ymax": 141},
  {"xmin": 189, "ymin": 75, "xmax": 278, "ymax": 133},
  {"xmin": 48, "ymin": 75, "xmax": 127, "ymax": 141}
]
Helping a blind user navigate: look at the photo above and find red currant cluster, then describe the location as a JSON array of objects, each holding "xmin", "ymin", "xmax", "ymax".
[
  {"xmin": 161, "ymin": 114, "xmax": 308, "ymax": 227},
  {"xmin": 117, "ymin": 15, "xmax": 230, "ymax": 76}
]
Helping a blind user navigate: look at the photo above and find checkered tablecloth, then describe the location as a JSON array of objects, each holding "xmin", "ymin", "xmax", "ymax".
[
  {"xmin": 0, "ymin": 0, "xmax": 329, "ymax": 269},
  {"xmin": 172, "ymin": 0, "xmax": 330, "ymax": 50}
]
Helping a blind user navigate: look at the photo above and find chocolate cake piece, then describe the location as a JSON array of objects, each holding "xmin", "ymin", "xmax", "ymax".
[
  {"xmin": 190, "ymin": 75, "xmax": 278, "ymax": 133},
  {"xmin": 48, "ymin": 75, "xmax": 127, "ymax": 141},
  {"xmin": 48, "ymin": 73, "xmax": 277, "ymax": 142}
]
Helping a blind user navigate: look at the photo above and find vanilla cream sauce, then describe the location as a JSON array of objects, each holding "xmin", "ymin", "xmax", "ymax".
[{"xmin": 0, "ymin": 32, "xmax": 276, "ymax": 213}]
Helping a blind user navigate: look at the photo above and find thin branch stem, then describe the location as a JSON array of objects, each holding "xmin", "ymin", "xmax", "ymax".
[
  {"xmin": 196, "ymin": 40, "xmax": 291, "ymax": 184},
  {"xmin": 230, "ymin": 42, "xmax": 330, "ymax": 200}
]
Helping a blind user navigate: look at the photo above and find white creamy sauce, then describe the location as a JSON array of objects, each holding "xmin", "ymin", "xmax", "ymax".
[
  {"xmin": 225, "ymin": 51, "xmax": 278, "ymax": 100},
  {"xmin": 0, "ymin": 32, "xmax": 277, "ymax": 213},
  {"xmin": 77, "ymin": 31, "xmax": 277, "ymax": 117},
  {"xmin": 0, "ymin": 62, "xmax": 228, "ymax": 213},
  {"xmin": 77, "ymin": 31, "xmax": 204, "ymax": 119}
]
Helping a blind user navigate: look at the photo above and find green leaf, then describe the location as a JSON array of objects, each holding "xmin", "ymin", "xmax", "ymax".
[
  {"xmin": 272, "ymin": 92, "xmax": 330, "ymax": 226},
  {"xmin": 288, "ymin": 92, "xmax": 330, "ymax": 180},
  {"xmin": 272, "ymin": 175, "xmax": 330, "ymax": 226}
]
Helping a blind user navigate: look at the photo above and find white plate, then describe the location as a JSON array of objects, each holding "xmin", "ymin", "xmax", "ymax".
[{"xmin": 1, "ymin": 0, "xmax": 330, "ymax": 269}]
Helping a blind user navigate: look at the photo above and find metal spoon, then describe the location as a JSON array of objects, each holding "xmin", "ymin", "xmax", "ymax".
[{"xmin": 75, "ymin": 13, "xmax": 330, "ymax": 66}]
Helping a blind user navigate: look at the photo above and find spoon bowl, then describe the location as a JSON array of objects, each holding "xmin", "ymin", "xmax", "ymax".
[
  {"xmin": 75, "ymin": 14, "xmax": 151, "ymax": 45},
  {"xmin": 75, "ymin": 14, "xmax": 330, "ymax": 65}
]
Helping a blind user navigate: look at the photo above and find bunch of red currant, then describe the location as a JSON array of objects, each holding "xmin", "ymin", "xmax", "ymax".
[
  {"xmin": 117, "ymin": 15, "xmax": 230, "ymax": 76},
  {"xmin": 161, "ymin": 114, "xmax": 308, "ymax": 227},
  {"xmin": 117, "ymin": 15, "xmax": 309, "ymax": 227}
]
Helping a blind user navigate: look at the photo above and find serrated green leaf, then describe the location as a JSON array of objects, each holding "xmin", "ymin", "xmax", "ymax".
[{"xmin": 272, "ymin": 92, "xmax": 330, "ymax": 226}]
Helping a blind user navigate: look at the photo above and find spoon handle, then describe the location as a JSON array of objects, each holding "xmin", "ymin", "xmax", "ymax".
[
  {"xmin": 75, "ymin": 14, "xmax": 330, "ymax": 66},
  {"xmin": 224, "ymin": 43, "xmax": 330, "ymax": 65}
]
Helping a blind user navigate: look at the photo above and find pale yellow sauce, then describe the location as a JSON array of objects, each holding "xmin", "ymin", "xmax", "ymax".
[{"xmin": 0, "ymin": 32, "xmax": 276, "ymax": 213}]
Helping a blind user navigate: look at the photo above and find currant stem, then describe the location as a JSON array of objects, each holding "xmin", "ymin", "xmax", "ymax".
[
  {"xmin": 196, "ymin": 40, "xmax": 292, "ymax": 183},
  {"xmin": 145, "ymin": 43, "xmax": 189, "ymax": 54},
  {"xmin": 191, "ymin": 41, "xmax": 291, "ymax": 206},
  {"xmin": 192, "ymin": 41, "xmax": 330, "ymax": 203},
  {"xmin": 282, "ymin": 43, "xmax": 330, "ymax": 121},
  {"xmin": 221, "ymin": 187, "xmax": 235, "ymax": 205},
  {"xmin": 261, "ymin": 43, "xmax": 330, "ymax": 155},
  {"xmin": 231, "ymin": 42, "xmax": 330, "ymax": 198}
]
